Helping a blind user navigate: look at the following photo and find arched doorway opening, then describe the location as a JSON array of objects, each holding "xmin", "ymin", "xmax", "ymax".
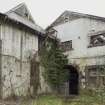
[{"xmin": 66, "ymin": 65, "xmax": 79, "ymax": 95}]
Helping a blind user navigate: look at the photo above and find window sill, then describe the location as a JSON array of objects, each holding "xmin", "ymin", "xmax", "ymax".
[
  {"xmin": 88, "ymin": 44, "xmax": 105, "ymax": 48},
  {"xmin": 63, "ymin": 48, "xmax": 74, "ymax": 52}
]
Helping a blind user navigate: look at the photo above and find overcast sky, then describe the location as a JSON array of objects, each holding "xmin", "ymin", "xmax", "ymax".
[{"xmin": 0, "ymin": 0, "xmax": 105, "ymax": 29}]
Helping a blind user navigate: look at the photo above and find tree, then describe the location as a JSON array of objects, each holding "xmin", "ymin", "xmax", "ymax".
[{"xmin": 40, "ymin": 39, "xmax": 68, "ymax": 93}]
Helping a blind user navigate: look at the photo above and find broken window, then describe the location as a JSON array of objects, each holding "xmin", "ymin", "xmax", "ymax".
[
  {"xmin": 85, "ymin": 65, "xmax": 105, "ymax": 88},
  {"xmin": 61, "ymin": 40, "xmax": 72, "ymax": 51},
  {"xmin": 89, "ymin": 34, "xmax": 105, "ymax": 47}
]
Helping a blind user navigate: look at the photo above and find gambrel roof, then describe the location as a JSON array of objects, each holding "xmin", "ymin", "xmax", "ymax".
[{"xmin": 4, "ymin": 3, "xmax": 45, "ymax": 34}]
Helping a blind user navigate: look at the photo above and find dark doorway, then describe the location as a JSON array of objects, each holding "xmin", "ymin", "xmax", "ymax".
[{"xmin": 66, "ymin": 65, "xmax": 79, "ymax": 95}]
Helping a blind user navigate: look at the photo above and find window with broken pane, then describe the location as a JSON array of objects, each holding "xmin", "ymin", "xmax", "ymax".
[
  {"xmin": 89, "ymin": 34, "xmax": 105, "ymax": 47},
  {"xmin": 61, "ymin": 40, "xmax": 72, "ymax": 51}
]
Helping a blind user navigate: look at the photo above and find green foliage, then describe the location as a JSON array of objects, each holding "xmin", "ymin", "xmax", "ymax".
[
  {"xmin": 22, "ymin": 94, "xmax": 105, "ymax": 105},
  {"xmin": 40, "ymin": 40, "xmax": 68, "ymax": 91}
]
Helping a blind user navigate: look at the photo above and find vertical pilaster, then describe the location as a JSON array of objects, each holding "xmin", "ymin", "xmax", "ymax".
[{"xmin": 0, "ymin": 39, "xmax": 2, "ymax": 98}]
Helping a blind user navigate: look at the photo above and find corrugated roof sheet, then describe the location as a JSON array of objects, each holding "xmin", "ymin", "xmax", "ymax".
[{"xmin": 6, "ymin": 12, "xmax": 45, "ymax": 34}]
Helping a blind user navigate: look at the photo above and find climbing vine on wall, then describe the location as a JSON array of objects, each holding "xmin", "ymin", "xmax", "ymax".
[
  {"xmin": 40, "ymin": 39, "xmax": 69, "ymax": 93},
  {"xmin": 30, "ymin": 54, "xmax": 40, "ymax": 97}
]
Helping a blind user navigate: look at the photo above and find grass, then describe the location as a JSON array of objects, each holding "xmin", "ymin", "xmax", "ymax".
[
  {"xmin": 21, "ymin": 93, "xmax": 105, "ymax": 105},
  {"xmin": 33, "ymin": 95, "xmax": 62, "ymax": 105}
]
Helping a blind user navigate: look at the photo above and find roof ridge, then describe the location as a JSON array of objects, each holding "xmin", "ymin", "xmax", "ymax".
[{"xmin": 64, "ymin": 10, "xmax": 105, "ymax": 20}]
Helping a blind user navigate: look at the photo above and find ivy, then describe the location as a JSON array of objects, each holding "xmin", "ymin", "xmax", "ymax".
[{"xmin": 40, "ymin": 39, "xmax": 69, "ymax": 93}]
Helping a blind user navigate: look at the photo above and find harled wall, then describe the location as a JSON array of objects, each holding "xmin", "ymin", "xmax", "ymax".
[{"xmin": 53, "ymin": 18, "xmax": 105, "ymax": 88}]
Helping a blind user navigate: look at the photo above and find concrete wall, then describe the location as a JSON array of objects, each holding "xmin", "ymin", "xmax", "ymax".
[{"xmin": 0, "ymin": 22, "xmax": 38, "ymax": 98}]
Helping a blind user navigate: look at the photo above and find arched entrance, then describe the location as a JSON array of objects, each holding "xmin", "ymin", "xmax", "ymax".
[{"xmin": 66, "ymin": 65, "xmax": 79, "ymax": 95}]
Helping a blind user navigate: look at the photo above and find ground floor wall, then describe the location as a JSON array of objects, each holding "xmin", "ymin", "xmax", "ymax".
[
  {"xmin": 68, "ymin": 56, "xmax": 105, "ymax": 89},
  {"xmin": 54, "ymin": 56, "xmax": 105, "ymax": 96},
  {"xmin": 35, "ymin": 56, "xmax": 105, "ymax": 95},
  {"xmin": 1, "ymin": 55, "xmax": 30, "ymax": 98}
]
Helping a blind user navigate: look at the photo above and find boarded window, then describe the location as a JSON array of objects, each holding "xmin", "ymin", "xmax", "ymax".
[
  {"xmin": 85, "ymin": 65, "xmax": 105, "ymax": 88},
  {"xmin": 47, "ymin": 28, "xmax": 57, "ymax": 37},
  {"xmin": 89, "ymin": 34, "xmax": 105, "ymax": 47},
  {"xmin": 61, "ymin": 40, "xmax": 72, "ymax": 51}
]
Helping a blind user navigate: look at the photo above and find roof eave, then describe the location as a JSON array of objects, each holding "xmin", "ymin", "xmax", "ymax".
[{"xmin": 0, "ymin": 12, "xmax": 45, "ymax": 36}]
